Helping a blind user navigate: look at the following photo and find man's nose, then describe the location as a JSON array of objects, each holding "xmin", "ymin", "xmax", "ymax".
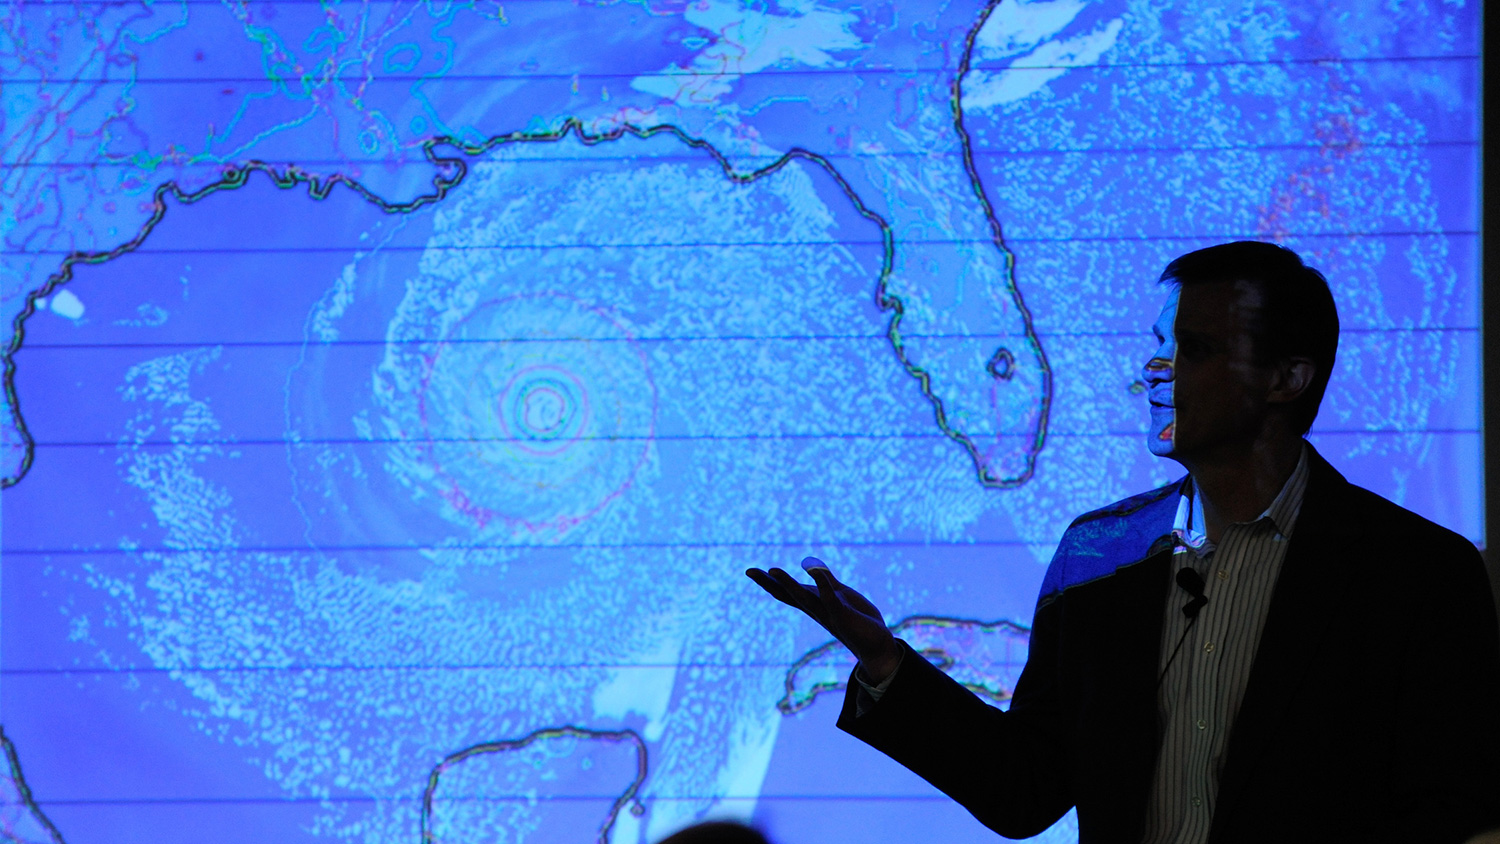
[{"xmin": 1141, "ymin": 355, "xmax": 1173, "ymax": 384}]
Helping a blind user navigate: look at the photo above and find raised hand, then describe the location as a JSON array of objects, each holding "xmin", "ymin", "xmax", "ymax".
[{"xmin": 746, "ymin": 557, "xmax": 901, "ymax": 683}]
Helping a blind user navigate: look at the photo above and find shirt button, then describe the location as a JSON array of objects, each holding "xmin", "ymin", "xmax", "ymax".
[
  {"xmin": 1203, "ymin": 641, "xmax": 1214, "ymax": 653},
  {"xmin": 1191, "ymin": 796, "xmax": 1203, "ymax": 807},
  {"xmin": 1197, "ymin": 719, "xmax": 1207, "ymax": 730},
  {"xmin": 1217, "ymin": 570, "xmax": 1229, "ymax": 581}
]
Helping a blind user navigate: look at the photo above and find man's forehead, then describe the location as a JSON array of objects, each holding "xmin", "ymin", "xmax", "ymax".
[
  {"xmin": 1164, "ymin": 279, "xmax": 1261, "ymax": 329},
  {"xmin": 1152, "ymin": 287, "xmax": 1179, "ymax": 334}
]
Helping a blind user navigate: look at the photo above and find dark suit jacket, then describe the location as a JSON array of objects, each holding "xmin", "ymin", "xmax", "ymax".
[{"xmin": 839, "ymin": 447, "xmax": 1500, "ymax": 843}]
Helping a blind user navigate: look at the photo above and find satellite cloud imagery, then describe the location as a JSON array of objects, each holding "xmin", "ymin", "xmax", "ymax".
[{"xmin": 0, "ymin": 0, "xmax": 1479, "ymax": 842}]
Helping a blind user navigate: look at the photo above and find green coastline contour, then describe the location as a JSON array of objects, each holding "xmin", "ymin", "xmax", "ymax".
[
  {"xmin": 778, "ymin": 615, "xmax": 1032, "ymax": 715},
  {"xmin": 3, "ymin": 0, "xmax": 1053, "ymax": 493},
  {"xmin": 420, "ymin": 726, "xmax": 648, "ymax": 844},
  {"xmin": 1, "ymin": 726, "xmax": 66, "ymax": 844}
]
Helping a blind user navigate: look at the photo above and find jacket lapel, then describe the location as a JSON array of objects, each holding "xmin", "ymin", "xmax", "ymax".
[
  {"xmin": 1208, "ymin": 449, "xmax": 1357, "ymax": 838},
  {"xmin": 1109, "ymin": 545, "xmax": 1176, "ymax": 842}
]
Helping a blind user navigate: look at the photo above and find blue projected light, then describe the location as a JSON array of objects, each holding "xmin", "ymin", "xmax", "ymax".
[{"xmin": 0, "ymin": 2, "xmax": 1479, "ymax": 843}]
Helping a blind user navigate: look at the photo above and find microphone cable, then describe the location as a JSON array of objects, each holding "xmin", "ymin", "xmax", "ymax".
[{"xmin": 1156, "ymin": 563, "xmax": 1209, "ymax": 689}]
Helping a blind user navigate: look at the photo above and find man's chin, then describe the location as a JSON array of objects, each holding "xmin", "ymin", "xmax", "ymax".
[{"xmin": 1146, "ymin": 421, "xmax": 1176, "ymax": 456}]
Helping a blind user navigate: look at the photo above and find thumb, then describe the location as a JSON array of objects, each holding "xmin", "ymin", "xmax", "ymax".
[
  {"xmin": 805, "ymin": 567, "xmax": 847, "ymax": 617},
  {"xmin": 801, "ymin": 557, "xmax": 849, "ymax": 587}
]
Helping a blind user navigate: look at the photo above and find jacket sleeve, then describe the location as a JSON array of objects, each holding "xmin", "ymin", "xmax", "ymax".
[{"xmin": 835, "ymin": 595, "xmax": 1075, "ymax": 839}]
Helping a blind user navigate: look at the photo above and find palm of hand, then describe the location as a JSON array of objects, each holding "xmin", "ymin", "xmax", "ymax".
[{"xmin": 745, "ymin": 557, "xmax": 900, "ymax": 681}]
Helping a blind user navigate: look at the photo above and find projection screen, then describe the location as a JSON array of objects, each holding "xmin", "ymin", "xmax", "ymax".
[{"xmin": 0, "ymin": 1, "xmax": 1481, "ymax": 842}]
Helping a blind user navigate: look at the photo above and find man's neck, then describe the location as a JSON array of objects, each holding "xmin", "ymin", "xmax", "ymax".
[{"xmin": 1180, "ymin": 437, "xmax": 1304, "ymax": 544}]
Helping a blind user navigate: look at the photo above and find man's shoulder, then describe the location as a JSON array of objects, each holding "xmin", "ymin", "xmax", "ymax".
[
  {"xmin": 1315, "ymin": 469, "xmax": 1478, "ymax": 558},
  {"xmin": 1038, "ymin": 480, "xmax": 1183, "ymax": 604},
  {"xmin": 1065, "ymin": 480, "xmax": 1184, "ymax": 532}
]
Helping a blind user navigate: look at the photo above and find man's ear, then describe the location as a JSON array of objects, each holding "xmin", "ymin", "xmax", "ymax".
[{"xmin": 1267, "ymin": 356, "xmax": 1316, "ymax": 405}]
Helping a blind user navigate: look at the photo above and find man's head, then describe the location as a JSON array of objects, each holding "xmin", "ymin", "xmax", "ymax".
[{"xmin": 1141, "ymin": 241, "xmax": 1339, "ymax": 464}]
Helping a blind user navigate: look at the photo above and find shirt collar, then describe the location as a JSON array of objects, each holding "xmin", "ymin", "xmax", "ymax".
[
  {"xmin": 1172, "ymin": 442, "xmax": 1311, "ymax": 550},
  {"xmin": 1260, "ymin": 442, "xmax": 1311, "ymax": 538}
]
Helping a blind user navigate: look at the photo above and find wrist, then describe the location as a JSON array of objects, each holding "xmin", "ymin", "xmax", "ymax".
[{"xmin": 859, "ymin": 641, "xmax": 902, "ymax": 685}]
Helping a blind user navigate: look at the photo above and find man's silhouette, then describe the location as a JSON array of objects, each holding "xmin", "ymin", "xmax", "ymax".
[{"xmin": 748, "ymin": 242, "xmax": 1500, "ymax": 843}]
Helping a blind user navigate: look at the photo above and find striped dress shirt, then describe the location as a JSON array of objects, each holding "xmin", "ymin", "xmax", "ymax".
[{"xmin": 1142, "ymin": 444, "xmax": 1311, "ymax": 844}]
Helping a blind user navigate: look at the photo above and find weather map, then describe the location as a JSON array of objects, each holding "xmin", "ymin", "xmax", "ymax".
[{"xmin": 0, "ymin": 1, "xmax": 1479, "ymax": 843}]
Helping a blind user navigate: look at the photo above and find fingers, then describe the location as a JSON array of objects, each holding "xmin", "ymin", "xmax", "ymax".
[
  {"xmin": 806, "ymin": 559, "xmax": 849, "ymax": 589},
  {"xmin": 747, "ymin": 567, "xmax": 827, "ymax": 622},
  {"xmin": 805, "ymin": 563, "xmax": 835, "ymax": 593},
  {"xmin": 749, "ymin": 559, "xmax": 858, "ymax": 630},
  {"xmin": 800, "ymin": 556, "xmax": 830, "ymax": 574},
  {"xmin": 802, "ymin": 556, "xmax": 849, "ymax": 599},
  {"xmin": 749, "ymin": 563, "xmax": 878, "ymax": 657},
  {"xmin": 745, "ymin": 568, "xmax": 800, "ymax": 608},
  {"xmin": 767, "ymin": 568, "xmax": 828, "ymax": 619},
  {"xmin": 806, "ymin": 565, "xmax": 845, "ymax": 617}
]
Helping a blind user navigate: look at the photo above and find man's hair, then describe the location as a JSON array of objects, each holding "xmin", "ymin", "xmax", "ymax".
[{"xmin": 1159, "ymin": 241, "xmax": 1340, "ymax": 436}]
